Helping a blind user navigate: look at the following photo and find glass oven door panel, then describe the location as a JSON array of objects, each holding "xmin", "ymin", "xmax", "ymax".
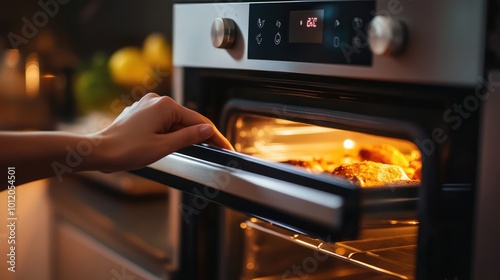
[
  {"xmin": 224, "ymin": 102, "xmax": 423, "ymax": 223},
  {"xmin": 226, "ymin": 112, "xmax": 422, "ymax": 187}
]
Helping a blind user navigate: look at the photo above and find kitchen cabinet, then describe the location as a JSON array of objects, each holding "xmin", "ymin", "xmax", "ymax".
[
  {"xmin": 55, "ymin": 222, "xmax": 162, "ymax": 280},
  {"xmin": 48, "ymin": 176, "xmax": 171, "ymax": 280}
]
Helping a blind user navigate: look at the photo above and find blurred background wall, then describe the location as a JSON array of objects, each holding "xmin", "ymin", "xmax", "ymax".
[
  {"xmin": 0, "ymin": 0, "xmax": 173, "ymax": 129},
  {"xmin": 0, "ymin": 2, "xmax": 174, "ymax": 280},
  {"xmin": 0, "ymin": 0, "xmax": 172, "ymax": 62}
]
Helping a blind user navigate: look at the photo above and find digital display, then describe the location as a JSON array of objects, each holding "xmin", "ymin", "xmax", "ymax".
[
  {"xmin": 248, "ymin": 1, "xmax": 374, "ymax": 66},
  {"xmin": 289, "ymin": 9, "xmax": 324, "ymax": 43}
]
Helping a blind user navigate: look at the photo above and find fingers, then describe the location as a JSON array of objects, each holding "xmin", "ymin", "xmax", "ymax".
[
  {"xmin": 207, "ymin": 134, "xmax": 234, "ymax": 150},
  {"xmin": 160, "ymin": 124, "xmax": 215, "ymax": 153},
  {"xmin": 154, "ymin": 95, "xmax": 234, "ymax": 150},
  {"xmin": 143, "ymin": 93, "xmax": 234, "ymax": 151},
  {"xmin": 142, "ymin": 92, "xmax": 161, "ymax": 99},
  {"xmin": 170, "ymin": 123, "xmax": 234, "ymax": 150},
  {"xmin": 175, "ymin": 106, "xmax": 234, "ymax": 150}
]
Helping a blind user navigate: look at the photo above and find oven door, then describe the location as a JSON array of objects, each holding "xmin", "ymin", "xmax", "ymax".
[{"xmin": 132, "ymin": 143, "xmax": 418, "ymax": 240}]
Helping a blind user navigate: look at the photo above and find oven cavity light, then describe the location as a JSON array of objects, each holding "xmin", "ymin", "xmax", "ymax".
[
  {"xmin": 343, "ymin": 139, "xmax": 355, "ymax": 150},
  {"xmin": 240, "ymin": 222, "xmax": 248, "ymax": 229}
]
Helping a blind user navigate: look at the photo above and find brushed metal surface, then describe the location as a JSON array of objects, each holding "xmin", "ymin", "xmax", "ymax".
[
  {"xmin": 173, "ymin": 0, "xmax": 486, "ymax": 86},
  {"xmin": 473, "ymin": 71, "xmax": 500, "ymax": 280},
  {"xmin": 149, "ymin": 153, "xmax": 344, "ymax": 229}
]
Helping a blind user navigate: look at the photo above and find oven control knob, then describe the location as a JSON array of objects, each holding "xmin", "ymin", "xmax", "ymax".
[
  {"xmin": 367, "ymin": 16, "xmax": 407, "ymax": 56},
  {"xmin": 211, "ymin": 17, "xmax": 237, "ymax": 49}
]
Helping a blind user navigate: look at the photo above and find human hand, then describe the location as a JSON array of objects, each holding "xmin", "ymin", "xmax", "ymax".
[{"xmin": 93, "ymin": 92, "xmax": 233, "ymax": 173}]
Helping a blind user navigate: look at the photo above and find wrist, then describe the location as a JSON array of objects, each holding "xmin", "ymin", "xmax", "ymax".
[{"xmin": 76, "ymin": 132, "xmax": 110, "ymax": 173}]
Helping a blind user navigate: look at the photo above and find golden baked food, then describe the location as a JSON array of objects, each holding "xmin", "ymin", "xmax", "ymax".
[
  {"xmin": 281, "ymin": 159, "xmax": 326, "ymax": 173},
  {"xmin": 280, "ymin": 144, "xmax": 421, "ymax": 187},
  {"xmin": 359, "ymin": 144, "xmax": 409, "ymax": 167},
  {"xmin": 281, "ymin": 157, "xmax": 338, "ymax": 173},
  {"xmin": 332, "ymin": 161, "xmax": 412, "ymax": 187}
]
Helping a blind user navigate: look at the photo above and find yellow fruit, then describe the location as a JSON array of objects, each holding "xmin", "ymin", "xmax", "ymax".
[
  {"xmin": 108, "ymin": 47, "xmax": 149, "ymax": 86},
  {"xmin": 142, "ymin": 33, "xmax": 172, "ymax": 70}
]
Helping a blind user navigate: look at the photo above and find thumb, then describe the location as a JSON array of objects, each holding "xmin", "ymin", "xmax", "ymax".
[{"xmin": 161, "ymin": 124, "xmax": 214, "ymax": 153}]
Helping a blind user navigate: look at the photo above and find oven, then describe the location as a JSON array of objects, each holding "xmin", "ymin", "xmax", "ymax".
[{"xmin": 132, "ymin": 0, "xmax": 500, "ymax": 279}]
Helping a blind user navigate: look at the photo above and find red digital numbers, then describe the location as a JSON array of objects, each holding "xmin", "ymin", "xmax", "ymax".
[{"xmin": 306, "ymin": 17, "xmax": 318, "ymax": 28}]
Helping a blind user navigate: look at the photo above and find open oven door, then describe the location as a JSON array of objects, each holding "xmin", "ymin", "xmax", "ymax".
[{"xmin": 131, "ymin": 144, "xmax": 418, "ymax": 240}]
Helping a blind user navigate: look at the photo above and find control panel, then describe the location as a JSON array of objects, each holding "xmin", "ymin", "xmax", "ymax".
[{"xmin": 248, "ymin": 1, "xmax": 375, "ymax": 65}]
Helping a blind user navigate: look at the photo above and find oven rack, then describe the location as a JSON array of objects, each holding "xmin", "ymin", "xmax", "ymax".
[{"xmin": 245, "ymin": 219, "xmax": 417, "ymax": 280}]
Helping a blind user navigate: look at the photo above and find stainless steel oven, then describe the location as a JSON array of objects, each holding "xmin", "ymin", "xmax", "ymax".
[{"xmin": 132, "ymin": 0, "xmax": 500, "ymax": 279}]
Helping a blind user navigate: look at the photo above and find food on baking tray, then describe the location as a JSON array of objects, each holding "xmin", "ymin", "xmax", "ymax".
[
  {"xmin": 359, "ymin": 144, "xmax": 422, "ymax": 181},
  {"xmin": 281, "ymin": 144, "xmax": 421, "ymax": 187},
  {"xmin": 332, "ymin": 161, "xmax": 418, "ymax": 187},
  {"xmin": 281, "ymin": 158, "xmax": 335, "ymax": 173},
  {"xmin": 359, "ymin": 144, "xmax": 409, "ymax": 167}
]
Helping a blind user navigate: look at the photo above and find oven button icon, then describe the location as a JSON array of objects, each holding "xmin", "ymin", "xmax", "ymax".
[
  {"xmin": 333, "ymin": 36, "xmax": 340, "ymax": 47},
  {"xmin": 274, "ymin": 32, "xmax": 281, "ymax": 45},
  {"xmin": 352, "ymin": 17, "xmax": 363, "ymax": 30},
  {"xmin": 257, "ymin": 18, "xmax": 265, "ymax": 28},
  {"xmin": 256, "ymin": 33, "xmax": 263, "ymax": 45},
  {"xmin": 352, "ymin": 36, "xmax": 362, "ymax": 48}
]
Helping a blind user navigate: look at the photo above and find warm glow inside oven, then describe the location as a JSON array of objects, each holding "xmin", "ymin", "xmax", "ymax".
[
  {"xmin": 224, "ymin": 113, "xmax": 422, "ymax": 280},
  {"xmin": 228, "ymin": 114, "xmax": 422, "ymax": 188}
]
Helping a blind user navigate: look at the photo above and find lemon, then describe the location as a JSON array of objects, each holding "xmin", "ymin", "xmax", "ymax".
[
  {"xmin": 142, "ymin": 33, "xmax": 172, "ymax": 70},
  {"xmin": 108, "ymin": 46, "xmax": 149, "ymax": 86}
]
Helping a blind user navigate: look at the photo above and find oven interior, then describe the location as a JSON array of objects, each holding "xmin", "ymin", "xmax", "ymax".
[
  {"xmin": 178, "ymin": 68, "xmax": 478, "ymax": 280},
  {"xmin": 228, "ymin": 114, "xmax": 422, "ymax": 186},
  {"xmin": 221, "ymin": 112, "xmax": 422, "ymax": 280}
]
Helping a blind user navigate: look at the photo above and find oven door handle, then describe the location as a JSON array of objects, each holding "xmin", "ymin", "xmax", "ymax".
[
  {"xmin": 152, "ymin": 151, "xmax": 344, "ymax": 228},
  {"xmin": 131, "ymin": 144, "xmax": 361, "ymax": 239}
]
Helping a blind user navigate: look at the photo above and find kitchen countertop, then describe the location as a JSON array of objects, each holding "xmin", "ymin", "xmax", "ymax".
[{"xmin": 48, "ymin": 174, "xmax": 171, "ymax": 276}]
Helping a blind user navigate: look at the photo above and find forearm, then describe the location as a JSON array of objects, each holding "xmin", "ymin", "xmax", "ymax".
[
  {"xmin": 0, "ymin": 132, "xmax": 106, "ymax": 188},
  {"xmin": 0, "ymin": 94, "xmax": 233, "ymax": 190}
]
